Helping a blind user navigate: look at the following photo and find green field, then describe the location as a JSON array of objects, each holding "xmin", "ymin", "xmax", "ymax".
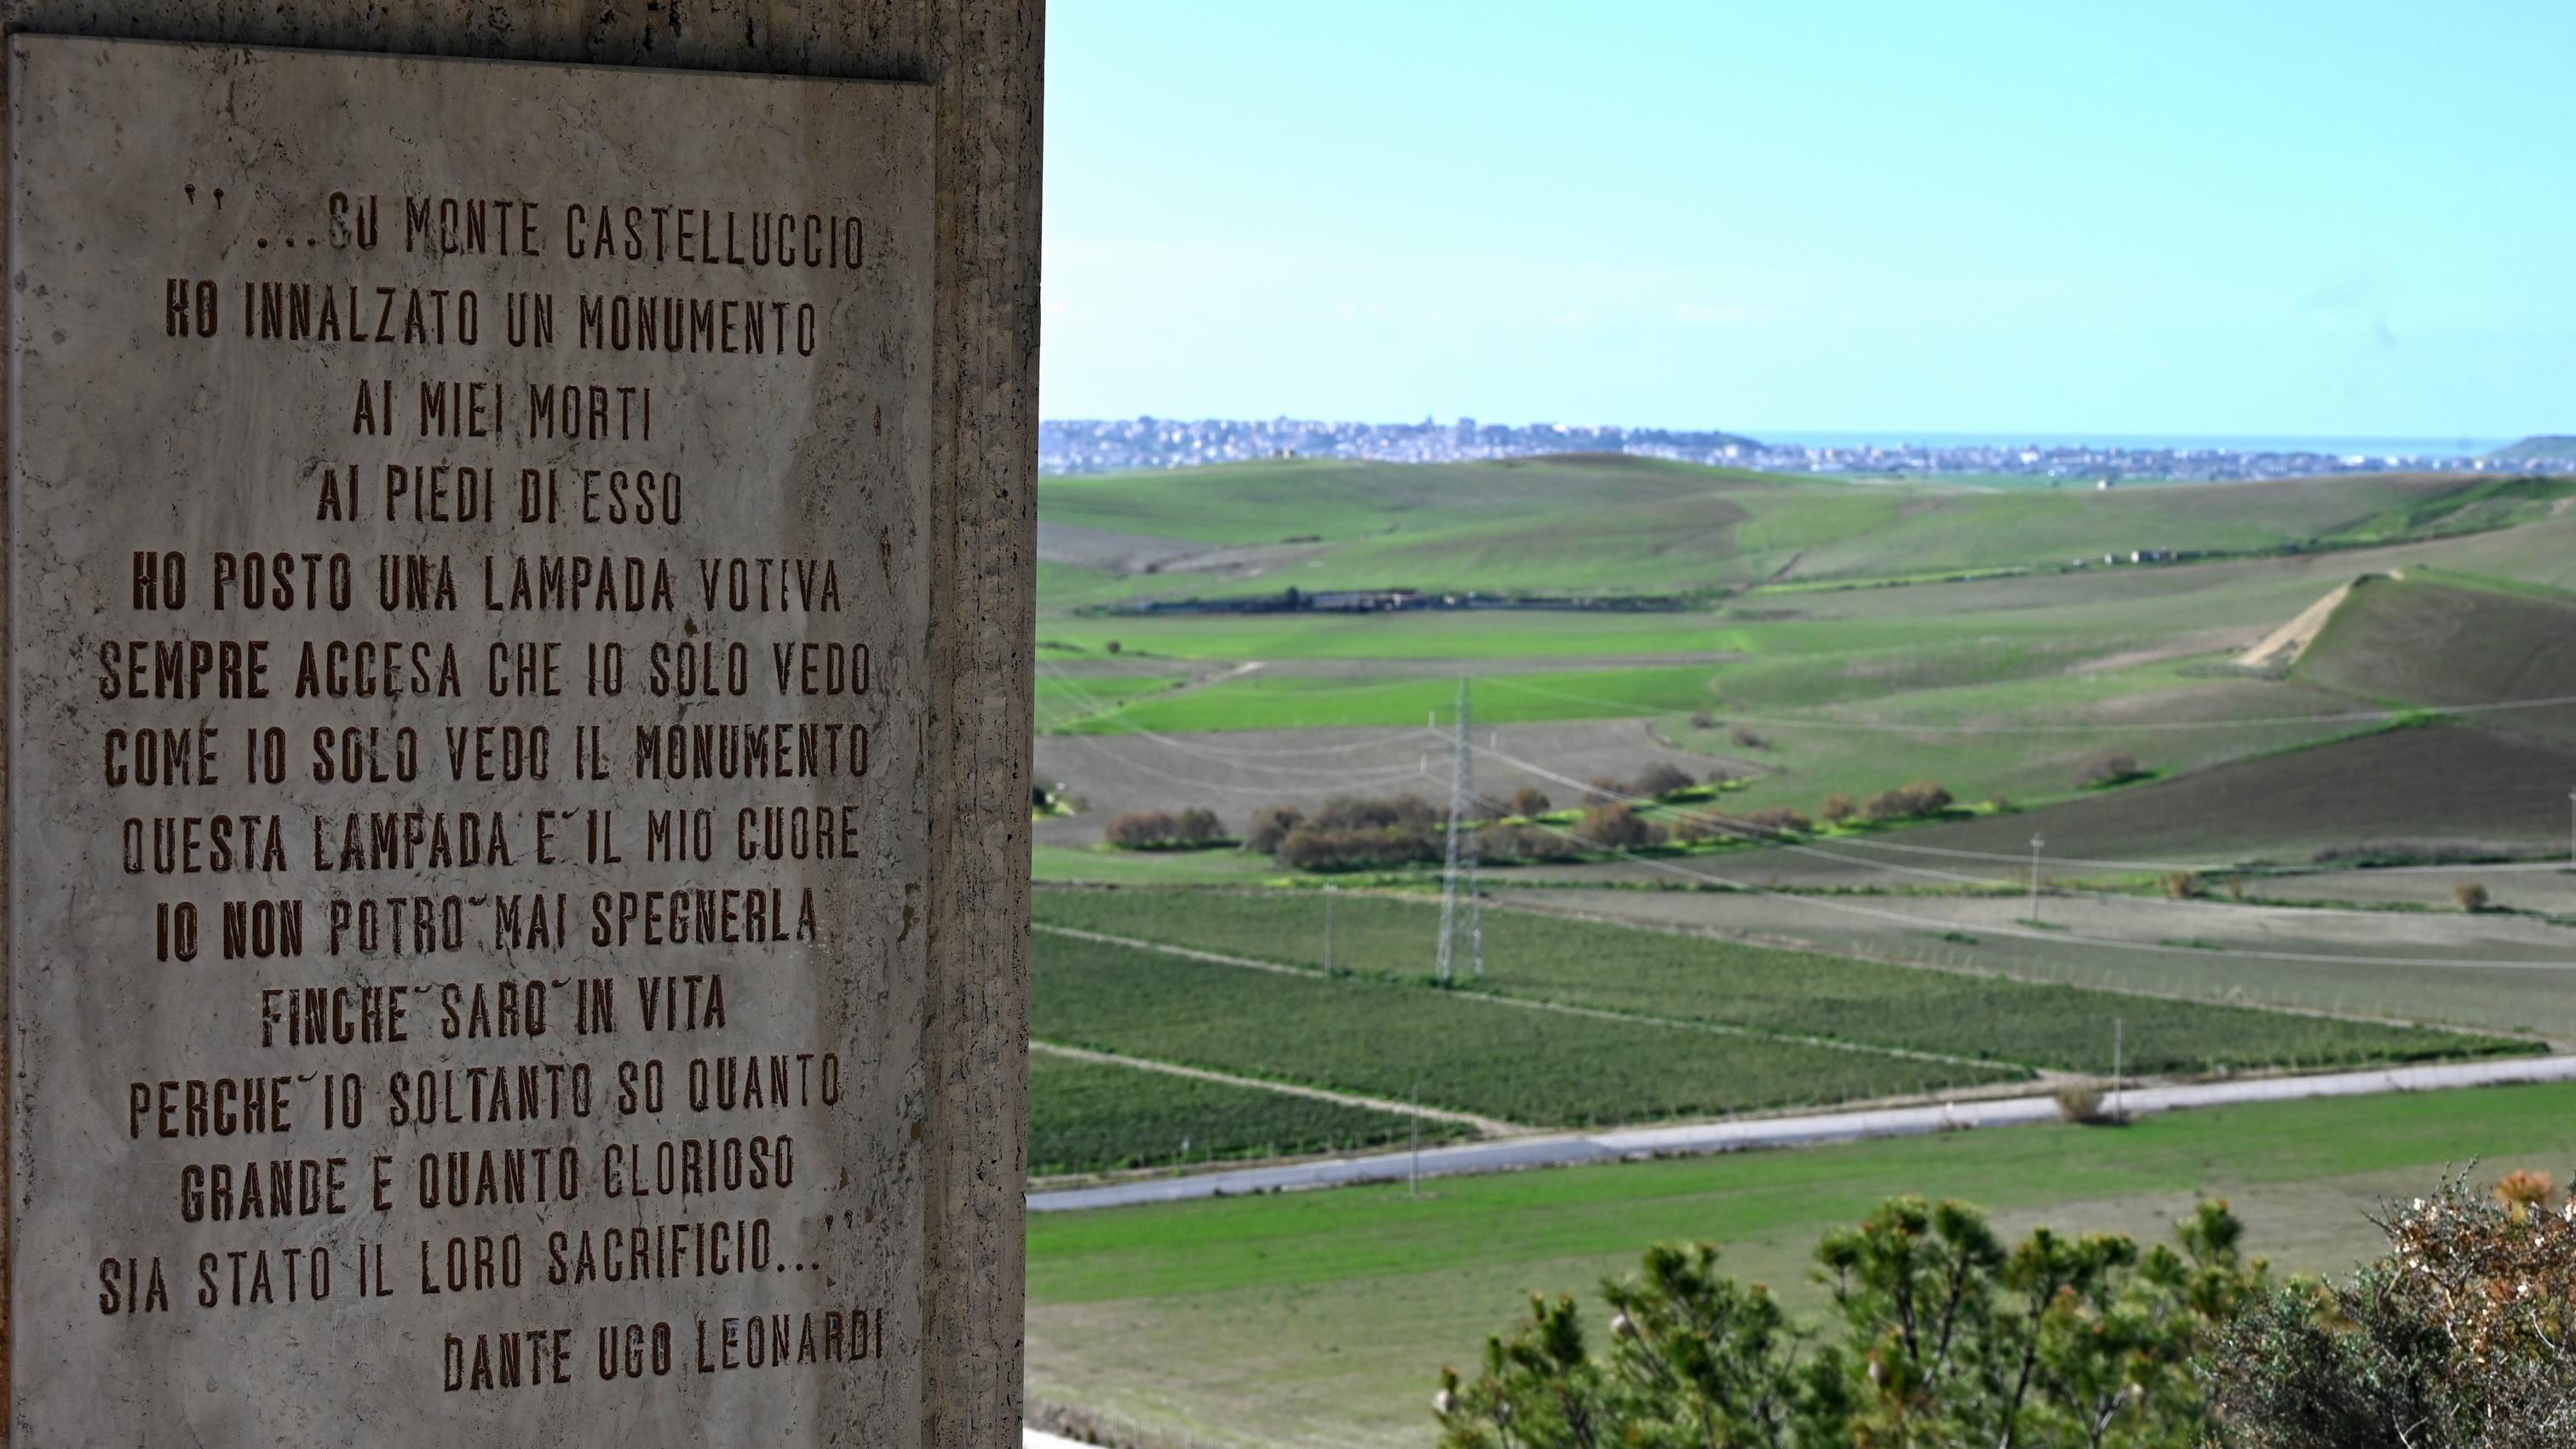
[
  {"xmin": 1058, "ymin": 663, "xmax": 1723, "ymax": 733},
  {"xmin": 1024, "ymin": 455, "xmax": 2576, "ymax": 1447},
  {"xmin": 1032, "ymin": 842, "xmax": 1281, "ymax": 885},
  {"xmin": 1656, "ymin": 666, "xmax": 2382, "ymax": 819},
  {"xmin": 1038, "ymin": 456, "xmax": 2576, "ymax": 601},
  {"xmin": 1040, "ymin": 609, "xmax": 1745, "ymax": 661},
  {"xmin": 1030, "ymin": 460, "xmax": 2576, "ymax": 1108},
  {"xmin": 1030, "ymin": 1081, "xmax": 2576, "ymax": 1449},
  {"xmin": 1030, "ymin": 1051, "xmax": 1451, "ymax": 1176},
  {"xmin": 1033, "ymin": 930, "xmax": 2020, "ymax": 1127},
  {"xmin": 1035, "ymin": 671, "xmax": 1187, "ymax": 729},
  {"xmin": 1032, "ymin": 890, "xmax": 2531, "ymax": 1074}
]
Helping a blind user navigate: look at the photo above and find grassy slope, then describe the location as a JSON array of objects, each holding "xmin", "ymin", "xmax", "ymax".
[
  {"xmin": 1039, "ymin": 457, "xmax": 2572, "ymax": 601},
  {"xmin": 1059, "ymin": 663, "xmax": 1725, "ymax": 733},
  {"xmin": 1034, "ymin": 672, "xmax": 1187, "ymax": 729},
  {"xmin": 1033, "ymin": 890, "xmax": 2520, "ymax": 1074},
  {"xmin": 2485, "ymin": 436, "xmax": 2576, "ymax": 463},
  {"xmin": 2292, "ymin": 573, "xmax": 2576, "ymax": 740},
  {"xmin": 1661, "ymin": 663, "xmax": 2375, "ymax": 819},
  {"xmin": 1729, "ymin": 722, "xmax": 2576, "ymax": 868},
  {"xmin": 1030, "ymin": 1081, "xmax": 2576, "ymax": 1449},
  {"xmin": 1039, "ymin": 609, "xmax": 1750, "ymax": 660},
  {"xmin": 1031, "ymin": 842, "xmax": 1281, "ymax": 885}
]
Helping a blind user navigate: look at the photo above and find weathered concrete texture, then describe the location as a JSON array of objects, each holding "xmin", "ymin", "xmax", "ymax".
[{"xmin": 0, "ymin": 3, "xmax": 1037, "ymax": 1445}]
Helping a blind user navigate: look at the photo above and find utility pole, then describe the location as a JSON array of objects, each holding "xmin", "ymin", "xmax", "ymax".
[
  {"xmin": 1408, "ymin": 1077, "xmax": 1423, "ymax": 1198},
  {"xmin": 2111, "ymin": 1016, "xmax": 2125, "ymax": 1123},
  {"xmin": 2028, "ymin": 834, "xmax": 2046, "ymax": 923},
  {"xmin": 1435, "ymin": 680, "xmax": 1484, "ymax": 983}
]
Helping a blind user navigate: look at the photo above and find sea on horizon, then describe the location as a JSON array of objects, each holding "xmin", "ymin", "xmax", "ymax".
[{"xmin": 1751, "ymin": 430, "xmax": 2510, "ymax": 459}]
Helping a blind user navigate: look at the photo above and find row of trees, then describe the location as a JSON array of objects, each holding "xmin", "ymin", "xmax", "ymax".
[
  {"xmin": 1101, "ymin": 807, "xmax": 1227, "ymax": 849},
  {"xmin": 1820, "ymin": 779, "xmax": 1957, "ymax": 825},
  {"xmin": 1436, "ymin": 1177, "xmax": 2574, "ymax": 1447},
  {"xmin": 1106, "ymin": 769, "xmax": 1964, "ymax": 869},
  {"xmin": 1249, "ymin": 795, "xmax": 1701, "ymax": 871},
  {"xmin": 1251, "ymin": 796, "xmax": 1447, "ymax": 871}
]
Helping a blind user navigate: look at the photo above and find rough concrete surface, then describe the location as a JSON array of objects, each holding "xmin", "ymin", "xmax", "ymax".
[{"xmin": 1, "ymin": 5, "xmax": 1038, "ymax": 1446}]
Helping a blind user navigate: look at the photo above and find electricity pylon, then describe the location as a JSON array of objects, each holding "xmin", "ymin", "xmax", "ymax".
[{"xmin": 1435, "ymin": 680, "xmax": 1484, "ymax": 983}]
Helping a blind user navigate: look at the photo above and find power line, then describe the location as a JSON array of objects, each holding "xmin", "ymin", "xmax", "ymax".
[{"xmin": 1435, "ymin": 681, "xmax": 1484, "ymax": 983}]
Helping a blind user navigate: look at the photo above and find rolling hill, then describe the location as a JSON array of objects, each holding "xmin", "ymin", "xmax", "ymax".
[
  {"xmin": 1038, "ymin": 455, "xmax": 2576, "ymax": 601},
  {"xmin": 1736, "ymin": 723, "xmax": 2576, "ymax": 873},
  {"xmin": 2292, "ymin": 573, "xmax": 2576, "ymax": 740},
  {"xmin": 2487, "ymin": 435, "xmax": 2576, "ymax": 463}
]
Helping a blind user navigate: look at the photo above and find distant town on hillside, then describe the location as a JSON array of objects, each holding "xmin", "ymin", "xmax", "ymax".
[{"xmin": 1042, "ymin": 416, "xmax": 2576, "ymax": 482}]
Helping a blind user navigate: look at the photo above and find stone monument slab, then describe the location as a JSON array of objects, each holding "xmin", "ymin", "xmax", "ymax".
[{"xmin": 8, "ymin": 34, "xmax": 935, "ymax": 1445}]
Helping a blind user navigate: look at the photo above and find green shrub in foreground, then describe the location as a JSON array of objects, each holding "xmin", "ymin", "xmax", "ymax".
[
  {"xmin": 2203, "ymin": 1177, "xmax": 2576, "ymax": 1446},
  {"xmin": 1435, "ymin": 1197, "xmax": 2263, "ymax": 1448}
]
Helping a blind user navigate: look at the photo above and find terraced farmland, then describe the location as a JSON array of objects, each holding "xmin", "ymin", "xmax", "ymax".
[
  {"xmin": 1029, "ymin": 1051, "xmax": 1449, "ymax": 1176},
  {"xmin": 1032, "ymin": 931, "xmax": 2022, "ymax": 1128},
  {"xmin": 1032, "ymin": 889, "xmax": 2534, "ymax": 1075}
]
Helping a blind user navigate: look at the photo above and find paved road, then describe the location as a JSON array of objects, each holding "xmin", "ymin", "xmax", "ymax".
[{"xmin": 1028, "ymin": 1053, "xmax": 2576, "ymax": 1214}]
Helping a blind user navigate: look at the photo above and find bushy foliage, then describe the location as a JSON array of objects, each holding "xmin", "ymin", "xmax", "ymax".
[
  {"xmin": 1665, "ymin": 812, "xmax": 1726, "ymax": 846},
  {"xmin": 1577, "ymin": 803, "xmax": 1666, "ymax": 851},
  {"xmin": 1276, "ymin": 825, "xmax": 1442, "ymax": 871},
  {"xmin": 1509, "ymin": 786, "xmax": 1554, "ymax": 818},
  {"xmin": 1475, "ymin": 822, "xmax": 1590, "ymax": 865},
  {"xmin": 1273, "ymin": 794, "xmax": 1448, "ymax": 871},
  {"xmin": 1628, "ymin": 762, "xmax": 1699, "ymax": 800},
  {"xmin": 1820, "ymin": 792, "xmax": 1858, "ymax": 825},
  {"xmin": 1174, "ymin": 807, "xmax": 1224, "ymax": 846},
  {"xmin": 1313, "ymin": 793, "xmax": 1442, "ymax": 833},
  {"xmin": 2079, "ymin": 752, "xmax": 2146, "ymax": 789},
  {"xmin": 2453, "ymin": 881, "xmax": 2492, "ymax": 913},
  {"xmin": 1102, "ymin": 809, "xmax": 1178, "ymax": 848},
  {"xmin": 2053, "ymin": 1083, "xmax": 2109, "ymax": 1124},
  {"xmin": 1243, "ymin": 805, "xmax": 1304, "ymax": 854},
  {"xmin": 1435, "ymin": 1197, "xmax": 2263, "ymax": 1449},
  {"xmin": 1104, "ymin": 807, "xmax": 1225, "ymax": 849},
  {"xmin": 1861, "ymin": 779, "xmax": 1956, "ymax": 823},
  {"xmin": 2202, "ymin": 1177, "xmax": 2576, "ymax": 1446},
  {"xmin": 1738, "ymin": 807, "xmax": 1814, "ymax": 837}
]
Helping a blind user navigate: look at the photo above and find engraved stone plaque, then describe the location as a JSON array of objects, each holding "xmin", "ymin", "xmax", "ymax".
[{"xmin": 8, "ymin": 36, "xmax": 934, "ymax": 1445}]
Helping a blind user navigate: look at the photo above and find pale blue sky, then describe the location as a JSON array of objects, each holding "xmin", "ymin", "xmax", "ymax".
[{"xmin": 1040, "ymin": 2, "xmax": 2572, "ymax": 439}]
